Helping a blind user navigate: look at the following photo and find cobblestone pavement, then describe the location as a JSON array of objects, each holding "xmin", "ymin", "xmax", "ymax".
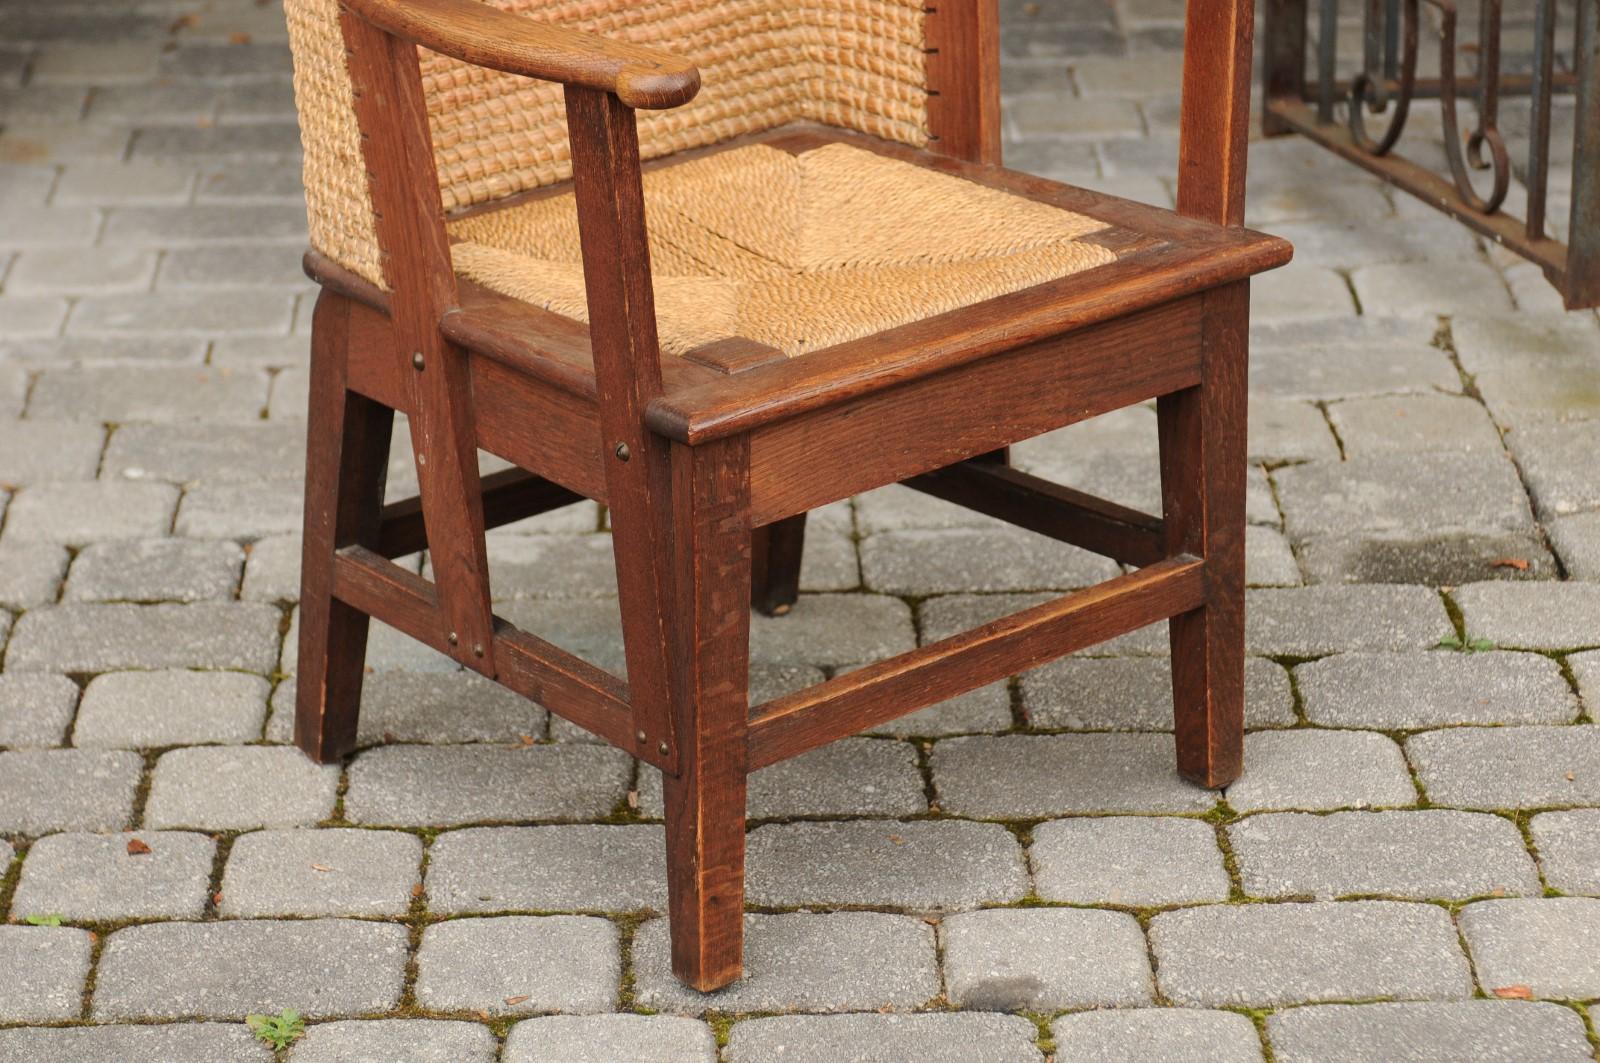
[{"xmin": 1, "ymin": 0, "xmax": 1599, "ymax": 1060}]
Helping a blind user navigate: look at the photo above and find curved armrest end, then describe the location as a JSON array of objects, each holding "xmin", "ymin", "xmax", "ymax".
[{"xmin": 342, "ymin": 0, "xmax": 702, "ymax": 109}]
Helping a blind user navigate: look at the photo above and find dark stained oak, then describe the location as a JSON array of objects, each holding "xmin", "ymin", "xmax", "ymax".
[
  {"xmin": 342, "ymin": 10, "xmax": 498, "ymax": 674},
  {"xmin": 342, "ymin": 0, "xmax": 700, "ymax": 108},
  {"xmin": 748, "ymin": 557, "xmax": 1206, "ymax": 770},
  {"xmin": 1159, "ymin": 281, "xmax": 1250, "ymax": 787},
  {"xmin": 293, "ymin": 0, "xmax": 1283, "ymax": 994},
  {"xmin": 294, "ymin": 291, "xmax": 393, "ymax": 764}
]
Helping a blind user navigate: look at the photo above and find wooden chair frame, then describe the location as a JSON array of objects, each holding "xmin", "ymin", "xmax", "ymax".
[{"xmin": 294, "ymin": 0, "xmax": 1289, "ymax": 990}]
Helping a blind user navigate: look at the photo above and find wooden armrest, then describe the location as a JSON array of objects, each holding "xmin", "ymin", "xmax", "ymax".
[{"xmin": 341, "ymin": 0, "xmax": 701, "ymax": 109}]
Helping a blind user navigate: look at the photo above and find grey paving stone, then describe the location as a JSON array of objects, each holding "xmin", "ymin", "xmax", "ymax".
[
  {"xmin": 0, "ymin": 927, "xmax": 92, "ymax": 1023},
  {"xmin": 8, "ymin": 246, "xmax": 157, "ymax": 295},
  {"xmin": 861, "ymin": 526, "xmax": 1119, "ymax": 594},
  {"xmin": 1297, "ymin": 651, "xmax": 1578, "ymax": 729},
  {"xmin": 161, "ymin": 244, "xmax": 310, "ymax": 289},
  {"xmin": 934, "ymin": 734, "xmax": 1217, "ymax": 816},
  {"xmin": 93, "ymin": 919, "xmax": 409, "ymax": 1020},
  {"xmin": 746, "ymin": 820, "xmax": 1028, "ymax": 909},
  {"xmin": 638, "ymin": 737, "xmax": 925, "ymax": 820},
  {"xmin": 221, "ymin": 828, "xmax": 422, "ymax": 917},
  {"xmin": 0, "ymin": 672, "xmax": 79, "ymax": 747},
  {"xmin": 1351, "ymin": 260, "xmax": 1513, "ymax": 318},
  {"xmin": 12, "ymin": 830, "xmax": 214, "ymax": 920},
  {"xmin": 1247, "ymin": 524, "xmax": 1301, "ymax": 586},
  {"xmin": 0, "ymin": 1024, "xmax": 272, "ymax": 1063},
  {"xmin": 1244, "ymin": 586, "xmax": 1453, "ymax": 655},
  {"xmin": 1250, "ymin": 328, "xmax": 1459, "ymax": 403},
  {"xmin": 74, "ymin": 669, "xmax": 269, "ymax": 748},
  {"xmin": 288, "ymin": 1020, "xmax": 497, "ymax": 1063},
  {"xmin": 0, "ymin": 419, "xmax": 102, "ymax": 482},
  {"xmin": 480, "ymin": 534, "xmax": 619, "ymax": 599},
  {"xmin": 0, "ymin": 541, "xmax": 68, "ymax": 610},
  {"xmin": 1227, "ymin": 730, "xmax": 1416, "ymax": 812},
  {"xmin": 748, "ymin": 593, "xmax": 917, "ymax": 667},
  {"xmin": 1150, "ymin": 901, "xmax": 1473, "ymax": 1007},
  {"xmin": 1508, "ymin": 421, "xmax": 1600, "ymax": 518},
  {"xmin": 726, "ymin": 1013, "xmax": 1044, "ymax": 1063},
  {"xmin": 52, "ymin": 161, "xmax": 195, "ymax": 205},
  {"xmin": 1455, "ymin": 581, "xmax": 1600, "ymax": 650},
  {"xmin": 1266, "ymin": 1001, "xmax": 1595, "ymax": 1063},
  {"xmin": 1275, "ymin": 451, "xmax": 1533, "ymax": 540},
  {"xmin": 415, "ymin": 915, "xmax": 617, "ymax": 1015},
  {"xmin": 144, "ymin": 746, "xmax": 339, "ymax": 830},
  {"xmin": 177, "ymin": 479, "xmax": 304, "ymax": 539},
  {"xmin": 0, "ymin": 749, "xmax": 142, "ymax": 834},
  {"xmin": 1031, "ymin": 815, "xmax": 1230, "ymax": 905},
  {"xmin": 1230, "ymin": 810, "xmax": 1539, "ymax": 900},
  {"xmin": 1, "ymin": 481, "xmax": 177, "ymax": 544},
  {"xmin": 1547, "ymin": 511, "xmax": 1600, "ymax": 580},
  {"xmin": 1249, "ymin": 397, "xmax": 1341, "ymax": 463},
  {"xmin": 1021, "ymin": 656, "xmax": 1294, "ymax": 730},
  {"xmin": 1451, "ymin": 314, "xmax": 1600, "ymax": 378},
  {"xmin": 266, "ymin": 672, "xmax": 546, "ymax": 747},
  {"xmin": 344, "ymin": 745, "xmax": 632, "ymax": 826},
  {"xmin": 634, "ymin": 912, "xmax": 938, "ymax": 1014},
  {"xmin": 426, "ymin": 824, "xmax": 664, "ymax": 914},
  {"xmin": 0, "ymin": 294, "xmax": 68, "ymax": 338},
  {"xmin": 1302, "ymin": 531, "xmax": 1559, "ymax": 585},
  {"xmin": 943, "ymin": 907, "xmax": 1153, "ymax": 1009},
  {"xmin": 280, "ymin": 606, "xmax": 458, "ymax": 676},
  {"xmin": 1459, "ymin": 898, "xmax": 1600, "ymax": 999},
  {"xmin": 1408, "ymin": 725, "xmax": 1600, "ymax": 809},
  {"xmin": 242, "ymin": 533, "xmax": 301, "ymax": 601},
  {"xmin": 919, "ymin": 591, "xmax": 1057, "ymax": 644},
  {"xmin": 103, "ymin": 422, "xmax": 307, "ymax": 483},
  {"xmin": 5, "ymin": 602, "xmax": 282, "ymax": 673},
  {"xmin": 1051, "ymin": 1010, "xmax": 1264, "ymax": 1063},
  {"xmin": 1530, "ymin": 810, "xmax": 1600, "ymax": 894},
  {"xmin": 1251, "ymin": 261, "xmax": 1358, "ymax": 321},
  {"xmin": 503, "ymin": 1016, "xmax": 715, "ymax": 1063},
  {"xmin": 65, "ymin": 538, "xmax": 244, "ymax": 602},
  {"xmin": 30, "ymin": 365, "xmax": 272, "ymax": 420},
  {"xmin": 1329, "ymin": 394, "xmax": 1505, "ymax": 456},
  {"xmin": 866, "ymin": 680, "xmax": 1014, "ymax": 736},
  {"xmin": 1568, "ymin": 650, "xmax": 1600, "ymax": 716}
]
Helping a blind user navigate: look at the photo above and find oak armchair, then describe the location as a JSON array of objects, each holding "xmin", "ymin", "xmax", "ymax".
[{"xmin": 283, "ymin": 0, "xmax": 1290, "ymax": 990}]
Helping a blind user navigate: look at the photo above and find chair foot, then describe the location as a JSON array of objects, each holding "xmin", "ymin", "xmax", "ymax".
[{"xmin": 750, "ymin": 514, "xmax": 805, "ymax": 617}]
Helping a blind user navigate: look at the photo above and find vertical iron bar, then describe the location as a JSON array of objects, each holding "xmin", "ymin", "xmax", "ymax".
[
  {"xmin": 1568, "ymin": 0, "xmax": 1600, "ymax": 306},
  {"xmin": 1526, "ymin": 0, "xmax": 1557, "ymax": 239},
  {"xmin": 1319, "ymin": 0, "xmax": 1342, "ymax": 121},
  {"xmin": 1384, "ymin": 0, "xmax": 1401, "ymax": 77}
]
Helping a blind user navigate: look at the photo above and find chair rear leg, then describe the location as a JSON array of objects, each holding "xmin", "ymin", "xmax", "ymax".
[
  {"xmin": 295, "ymin": 292, "xmax": 394, "ymax": 765},
  {"xmin": 662, "ymin": 437, "xmax": 753, "ymax": 991},
  {"xmin": 1157, "ymin": 281, "xmax": 1248, "ymax": 788},
  {"xmin": 750, "ymin": 514, "xmax": 805, "ymax": 616}
]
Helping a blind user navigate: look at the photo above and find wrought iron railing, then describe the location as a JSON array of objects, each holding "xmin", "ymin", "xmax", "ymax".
[{"xmin": 1263, "ymin": 0, "xmax": 1599, "ymax": 308}]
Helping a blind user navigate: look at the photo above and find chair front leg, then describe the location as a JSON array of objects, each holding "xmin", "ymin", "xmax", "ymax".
[
  {"xmin": 1157, "ymin": 281, "xmax": 1249, "ymax": 788},
  {"xmin": 295, "ymin": 290, "xmax": 394, "ymax": 764},
  {"xmin": 750, "ymin": 514, "xmax": 806, "ymax": 616},
  {"xmin": 662, "ymin": 435, "xmax": 753, "ymax": 991}
]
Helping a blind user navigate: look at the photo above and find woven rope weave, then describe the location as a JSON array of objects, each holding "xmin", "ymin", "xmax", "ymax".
[
  {"xmin": 449, "ymin": 143, "xmax": 1117, "ymax": 356},
  {"xmin": 284, "ymin": 0, "xmax": 931, "ymax": 288}
]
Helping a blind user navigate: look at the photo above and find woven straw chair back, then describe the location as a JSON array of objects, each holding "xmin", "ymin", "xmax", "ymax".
[{"xmin": 283, "ymin": 0, "xmax": 932, "ymax": 288}]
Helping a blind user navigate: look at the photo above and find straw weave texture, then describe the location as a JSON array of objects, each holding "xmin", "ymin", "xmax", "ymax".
[
  {"xmin": 284, "ymin": 0, "xmax": 931, "ymax": 288},
  {"xmin": 449, "ymin": 143, "xmax": 1117, "ymax": 356}
]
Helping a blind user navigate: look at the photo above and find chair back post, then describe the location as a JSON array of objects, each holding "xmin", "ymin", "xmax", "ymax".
[
  {"xmin": 563, "ymin": 84, "xmax": 682, "ymax": 767},
  {"xmin": 924, "ymin": 0, "xmax": 1003, "ymax": 164},
  {"xmin": 1175, "ymin": 0, "xmax": 1256, "ymax": 226},
  {"xmin": 338, "ymin": 7, "xmax": 498, "ymax": 672}
]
